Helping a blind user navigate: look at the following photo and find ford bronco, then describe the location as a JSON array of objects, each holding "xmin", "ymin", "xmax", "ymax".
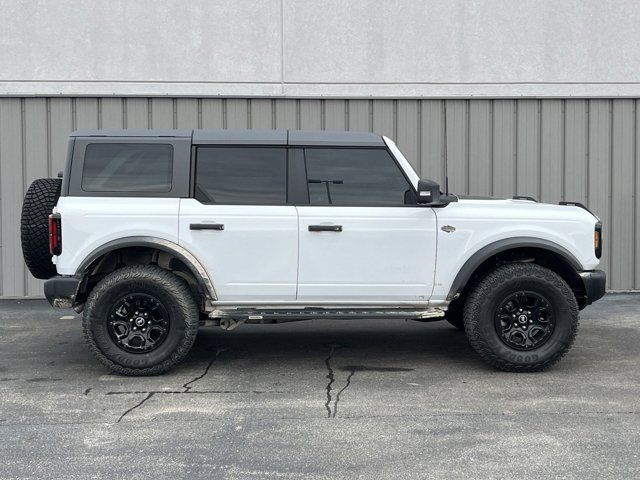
[{"xmin": 20, "ymin": 129, "xmax": 605, "ymax": 375}]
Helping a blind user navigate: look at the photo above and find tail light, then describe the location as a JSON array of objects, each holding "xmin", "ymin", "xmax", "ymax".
[
  {"xmin": 49, "ymin": 213, "xmax": 62, "ymax": 255},
  {"xmin": 594, "ymin": 222, "xmax": 602, "ymax": 259}
]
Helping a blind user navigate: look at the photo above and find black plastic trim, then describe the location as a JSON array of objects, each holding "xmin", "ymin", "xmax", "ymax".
[
  {"xmin": 44, "ymin": 276, "xmax": 81, "ymax": 308},
  {"xmin": 579, "ymin": 270, "xmax": 606, "ymax": 305},
  {"xmin": 447, "ymin": 237, "xmax": 583, "ymax": 301},
  {"xmin": 75, "ymin": 236, "xmax": 216, "ymax": 300}
]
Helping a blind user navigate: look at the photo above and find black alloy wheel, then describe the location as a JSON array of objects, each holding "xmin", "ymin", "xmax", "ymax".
[
  {"xmin": 108, "ymin": 293, "xmax": 170, "ymax": 353},
  {"xmin": 495, "ymin": 291, "xmax": 554, "ymax": 350}
]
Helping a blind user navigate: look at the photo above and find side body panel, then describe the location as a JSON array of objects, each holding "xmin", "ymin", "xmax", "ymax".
[
  {"xmin": 296, "ymin": 206, "xmax": 437, "ymax": 303},
  {"xmin": 178, "ymin": 199, "xmax": 299, "ymax": 302},
  {"xmin": 432, "ymin": 199, "xmax": 601, "ymax": 303},
  {"xmin": 53, "ymin": 197, "xmax": 180, "ymax": 275}
]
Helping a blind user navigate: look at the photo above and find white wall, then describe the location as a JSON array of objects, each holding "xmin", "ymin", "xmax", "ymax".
[{"xmin": 1, "ymin": 0, "xmax": 639, "ymax": 97}]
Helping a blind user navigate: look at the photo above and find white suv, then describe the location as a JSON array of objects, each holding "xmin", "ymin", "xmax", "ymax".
[{"xmin": 20, "ymin": 129, "xmax": 605, "ymax": 375}]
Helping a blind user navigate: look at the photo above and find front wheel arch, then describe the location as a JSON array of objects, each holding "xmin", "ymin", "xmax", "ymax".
[{"xmin": 447, "ymin": 239, "xmax": 587, "ymax": 309}]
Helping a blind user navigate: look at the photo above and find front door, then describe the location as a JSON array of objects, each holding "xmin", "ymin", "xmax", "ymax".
[
  {"xmin": 179, "ymin": 146, "xmax": 298, "ymax": 302},
  {"xmin": 296, "ymin": 147, "xmax": 437, "ymax": 303}
]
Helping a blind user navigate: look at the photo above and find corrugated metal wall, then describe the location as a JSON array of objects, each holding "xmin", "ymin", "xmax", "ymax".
[{"xmin": 0, "ymin": 97, "xmax": 638, "ymax": 297}]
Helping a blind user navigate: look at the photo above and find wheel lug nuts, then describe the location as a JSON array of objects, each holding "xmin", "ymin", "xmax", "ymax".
[
  {"xmin": 529, "ymin": 320, "xmax": 533, "ymax": 323},
  {"xmin": 523, "ymin": 325, "xmax": 527, "ymax": 329},
  {"xmin": 133, "ymin": 327, "xmax": 137, "ymax": 330}
]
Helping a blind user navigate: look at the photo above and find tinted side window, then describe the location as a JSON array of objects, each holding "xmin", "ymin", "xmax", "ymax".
[
  {"xmin": 304, "ymin": 148, "xmax": 415, "ymax": 206},
  {"xmin": 195, "ymin": 147, "xmax": 287, "ymax": 204},
  {"xmin": 82, "ymin": 143, "xmax": 173, "ymax": 192}
]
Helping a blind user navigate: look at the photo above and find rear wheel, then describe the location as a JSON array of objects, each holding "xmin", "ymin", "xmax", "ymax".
[
  {"xmin": 83, "ymin": 265, "xmax": 199, "ymax": 376},
  {"xmin": 463, "ymin": 263, "xmax": 578, "ymax": 372},
  {"xmin": 21, "ymin": 178, "xmax": 62, "ymax": 279}
]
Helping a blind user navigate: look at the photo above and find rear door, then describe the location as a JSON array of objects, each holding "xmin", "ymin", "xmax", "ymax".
[
  {"xmin": 179, "ymin": 146, "xmax": 298, "ymax": 302},
  {"xmin": 296, "ymin": 147, "xmax": 437, "ymax": 303}
]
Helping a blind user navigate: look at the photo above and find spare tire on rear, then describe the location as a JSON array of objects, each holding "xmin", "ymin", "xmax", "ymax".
[{"xmin": 21, "ymin": 178, "xmax": 62, "ymax": 280}]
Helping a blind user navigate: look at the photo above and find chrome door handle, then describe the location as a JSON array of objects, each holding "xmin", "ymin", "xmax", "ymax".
[
  {"xmin": 190, "ymin": 223, "xmax": 224, "ymax": 231},
  {"xmin": 308, "ymin": 225, "xmax": 342, "ymax": 232}
]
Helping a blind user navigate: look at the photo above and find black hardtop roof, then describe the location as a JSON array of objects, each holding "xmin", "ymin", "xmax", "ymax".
[{"xmin": 70, "ymin": 129, "xmax": 384, "ymax": 147}]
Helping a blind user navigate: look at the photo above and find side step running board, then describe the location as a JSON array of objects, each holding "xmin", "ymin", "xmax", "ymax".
[{"xmin": 208, "ymin": 307, "xmax": 445, "ymax": 322}]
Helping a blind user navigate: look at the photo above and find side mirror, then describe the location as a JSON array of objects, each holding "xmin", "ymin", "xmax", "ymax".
[
  {"xmin": 416, "ymin": 179, "xmax": 441, "ymax": 204},
  {"xmin": 416, "ymin": 179, "xmax": 457, "ymax": 207}
]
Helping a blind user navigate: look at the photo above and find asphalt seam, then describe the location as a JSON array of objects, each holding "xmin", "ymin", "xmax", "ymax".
[{"xmin": 1, "ymin": 411, "xmax": 639, "ymax": 428}]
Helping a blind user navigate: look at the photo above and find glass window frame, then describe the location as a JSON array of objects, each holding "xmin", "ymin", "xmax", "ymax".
[
  {"xmin": 68, "ymin": 137, "xmax": 191, "ymax": 198},
  {"xmin": 300, "ymin": 146, "xmax": 419, "ymax": 207},
  {"xmin": 80, "ymin": 142, "xmax": 174, "ymax": 193},
  {"xmin": 192, "ymin": 145, "xmax": 291, "ymax": 206}
]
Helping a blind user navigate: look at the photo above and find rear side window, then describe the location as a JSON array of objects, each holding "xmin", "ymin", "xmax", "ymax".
[
  {"xmin": 82, "ymin": 143, "xmax": 173, "ymax": 192},
  {"xmin": 195, "ymin": 147, "xmax": 287, "ymax": 204},
  {"xmin": 304, "ymin": 148, "xmax": 415, "ymax": 206}
]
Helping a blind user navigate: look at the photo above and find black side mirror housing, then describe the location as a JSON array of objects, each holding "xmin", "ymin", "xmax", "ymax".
[
  {"xmin": 417, "ymin": 179, "xmax": 441, "ymax": 204},
  {"xmin": 416, "ymin": 179, "xmax": 456, "ymax": 207}
]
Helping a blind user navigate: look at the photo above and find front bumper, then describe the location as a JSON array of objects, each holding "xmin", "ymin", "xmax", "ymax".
[
  {"xmin": 44, "ymin": 276, "xmax": 80, "ymax": 308},
  {"xmin": 579, "ymin": 270, "xmax": 606, "ymax": 305}
]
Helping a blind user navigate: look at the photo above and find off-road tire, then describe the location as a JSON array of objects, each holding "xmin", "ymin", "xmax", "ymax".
[
  {"xmin": 83, "ymin": 265, "xmax": 199, "ymax": 376},
  {"xmin": 463, "ymin": 263, "xmax": 579, "ymax": 372},
  {"xmin": 21, "ymin": 178, "xmax": 62, "ymax": 279}
]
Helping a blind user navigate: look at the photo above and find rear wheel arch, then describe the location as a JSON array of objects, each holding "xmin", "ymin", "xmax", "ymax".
[
  {"xmin": 447, "ymin": 238, "xmax": 587, "ymax": 311},
  {"xmin": 75, "ymin": 236, "xmax": 216, "ymax": 308}
]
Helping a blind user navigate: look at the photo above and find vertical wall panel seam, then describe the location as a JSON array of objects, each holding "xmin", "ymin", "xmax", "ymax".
[
  {"xmin": 632, "ymin": 98, "xmax": 638, "ymax": 288},
  {"xmin": 416, "ymin": 100, "xmax": 422, "ymax": 176},
  {"xmin": 270, "ymin": 99, "xmax": 276, "ymax": 129},
  {"xmin": 441, "ymin": 100, "xmax": 446, "ymax": 185},
  {"xmin": 368, "ymin": 99, "xmax": 373, "ymax": 132},
  {"xmin": 345, "ymin": 100, "xmax": 349, "ymax": 130},
  {"xmin": 122, "ymin": 98, "xmax": 128, "ymax": 129},
  {"xmin": 585, "ymin": 100, "xmax": 590, "ymax": 206},
  {"xmin": 0, "ymin": 101, "xmax": 3, "ymax": 296},
  {"xmin": 465, "ymin": 100, "xmax": 470, "ymax": 194},
  {"xmin": 172, "ymin": 99, "xmax": 177, "ymax": 129},
  {"xmin": 296, "ymin": 99, "xmax": 301, "ymax": 129},
  {"xmin": 489, "ymin": 100, "xmax": 494, "ymax": 196},
  {"xmin": 514, "ymin": 101, "xmax": 518, "ymax": 193},
  {"xmin": 97, "ymin": 98, "xmax": 103, "ymax": 129},
  {"xmin": 71, "ymin": 98, "xmax": 77, "ymax": 131},
  {"xmin": 537, "ymin": 99, "xmax": 542, "ymax": 200},
  {"xmin": 609, "ymin": 99, "xmax": 614, "ymax": 283},
  {"xmin": 197, "ymin": 99, "xmax": 203, "ymax": 129},
  {"xmin": 247, "ymin": 99, "xmax": 252, "ymax": 129},
  {"xmin": 46, "ymin": 98, "xmax": 52, "ymax": 177},
  {"xmin": 320, "ymin": 99, "xmax": 326, "ymax": 130},
  {"xmin": 561, "ymin": 99, "xmax": 566, "ymax": 201},
  {"xmin": 148, "ymin": 98, "xmax": 153, "ymax": 128},
  {"xmin": 392, "ymin": 100, "xmax": 398, "ymax": 141},
  {"xmin": 20, "ymin": 98, "xmax": 27, "ymax": 297}
]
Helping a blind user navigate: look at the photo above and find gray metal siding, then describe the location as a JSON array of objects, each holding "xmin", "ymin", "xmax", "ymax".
[{"xmin": 0, "ymin": 97, "xmax": 638, "ymax": 297}]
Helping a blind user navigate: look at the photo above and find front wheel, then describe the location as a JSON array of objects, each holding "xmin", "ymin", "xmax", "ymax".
[
  {"xmin": 463, "ymin": 263, "xmax": 578, "ymax": 372},
  {"xmin": 83, "ymin": 265, "xmax": 199, "ymax": 376}
]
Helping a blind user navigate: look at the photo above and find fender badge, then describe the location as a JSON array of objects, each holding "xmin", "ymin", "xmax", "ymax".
[{"xmin": 441, "ymin": 225, "xmax": 456, "ymax": 233}]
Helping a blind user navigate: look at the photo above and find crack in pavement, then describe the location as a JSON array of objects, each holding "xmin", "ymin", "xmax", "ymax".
[
  {"xmin": 111, "ymin": 347, "xmax": 227, "ymax": 423},
  {"xmin": 323, "ymin": 344, "xmax": 340, "ymax": 418},
  {"xmin": 107, "ymin": 390, "xmax": 282, "ymax": 395},
  {"xmin": 116, "ymin": 392, "xmax": 154, "ymax": 423},
  {"xmin": 183, "ymin": 347, "xmax": 226, "ymax": 392},
  {"xmin": 332, "ymin": 369, "xmax": 355, "ymax": 419},
  {"xmin": 326, "ymin": 365, "xmax": 416, "ymax": 418}
]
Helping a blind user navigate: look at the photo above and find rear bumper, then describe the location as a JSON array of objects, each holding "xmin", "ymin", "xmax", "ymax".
[
  {"xmin": 43, "ymin": 276, "xmax": 80, "ymax": 308},
  {"xmin": 579, "ymin": 270, "xmax": 606, "ymax": 305}
]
